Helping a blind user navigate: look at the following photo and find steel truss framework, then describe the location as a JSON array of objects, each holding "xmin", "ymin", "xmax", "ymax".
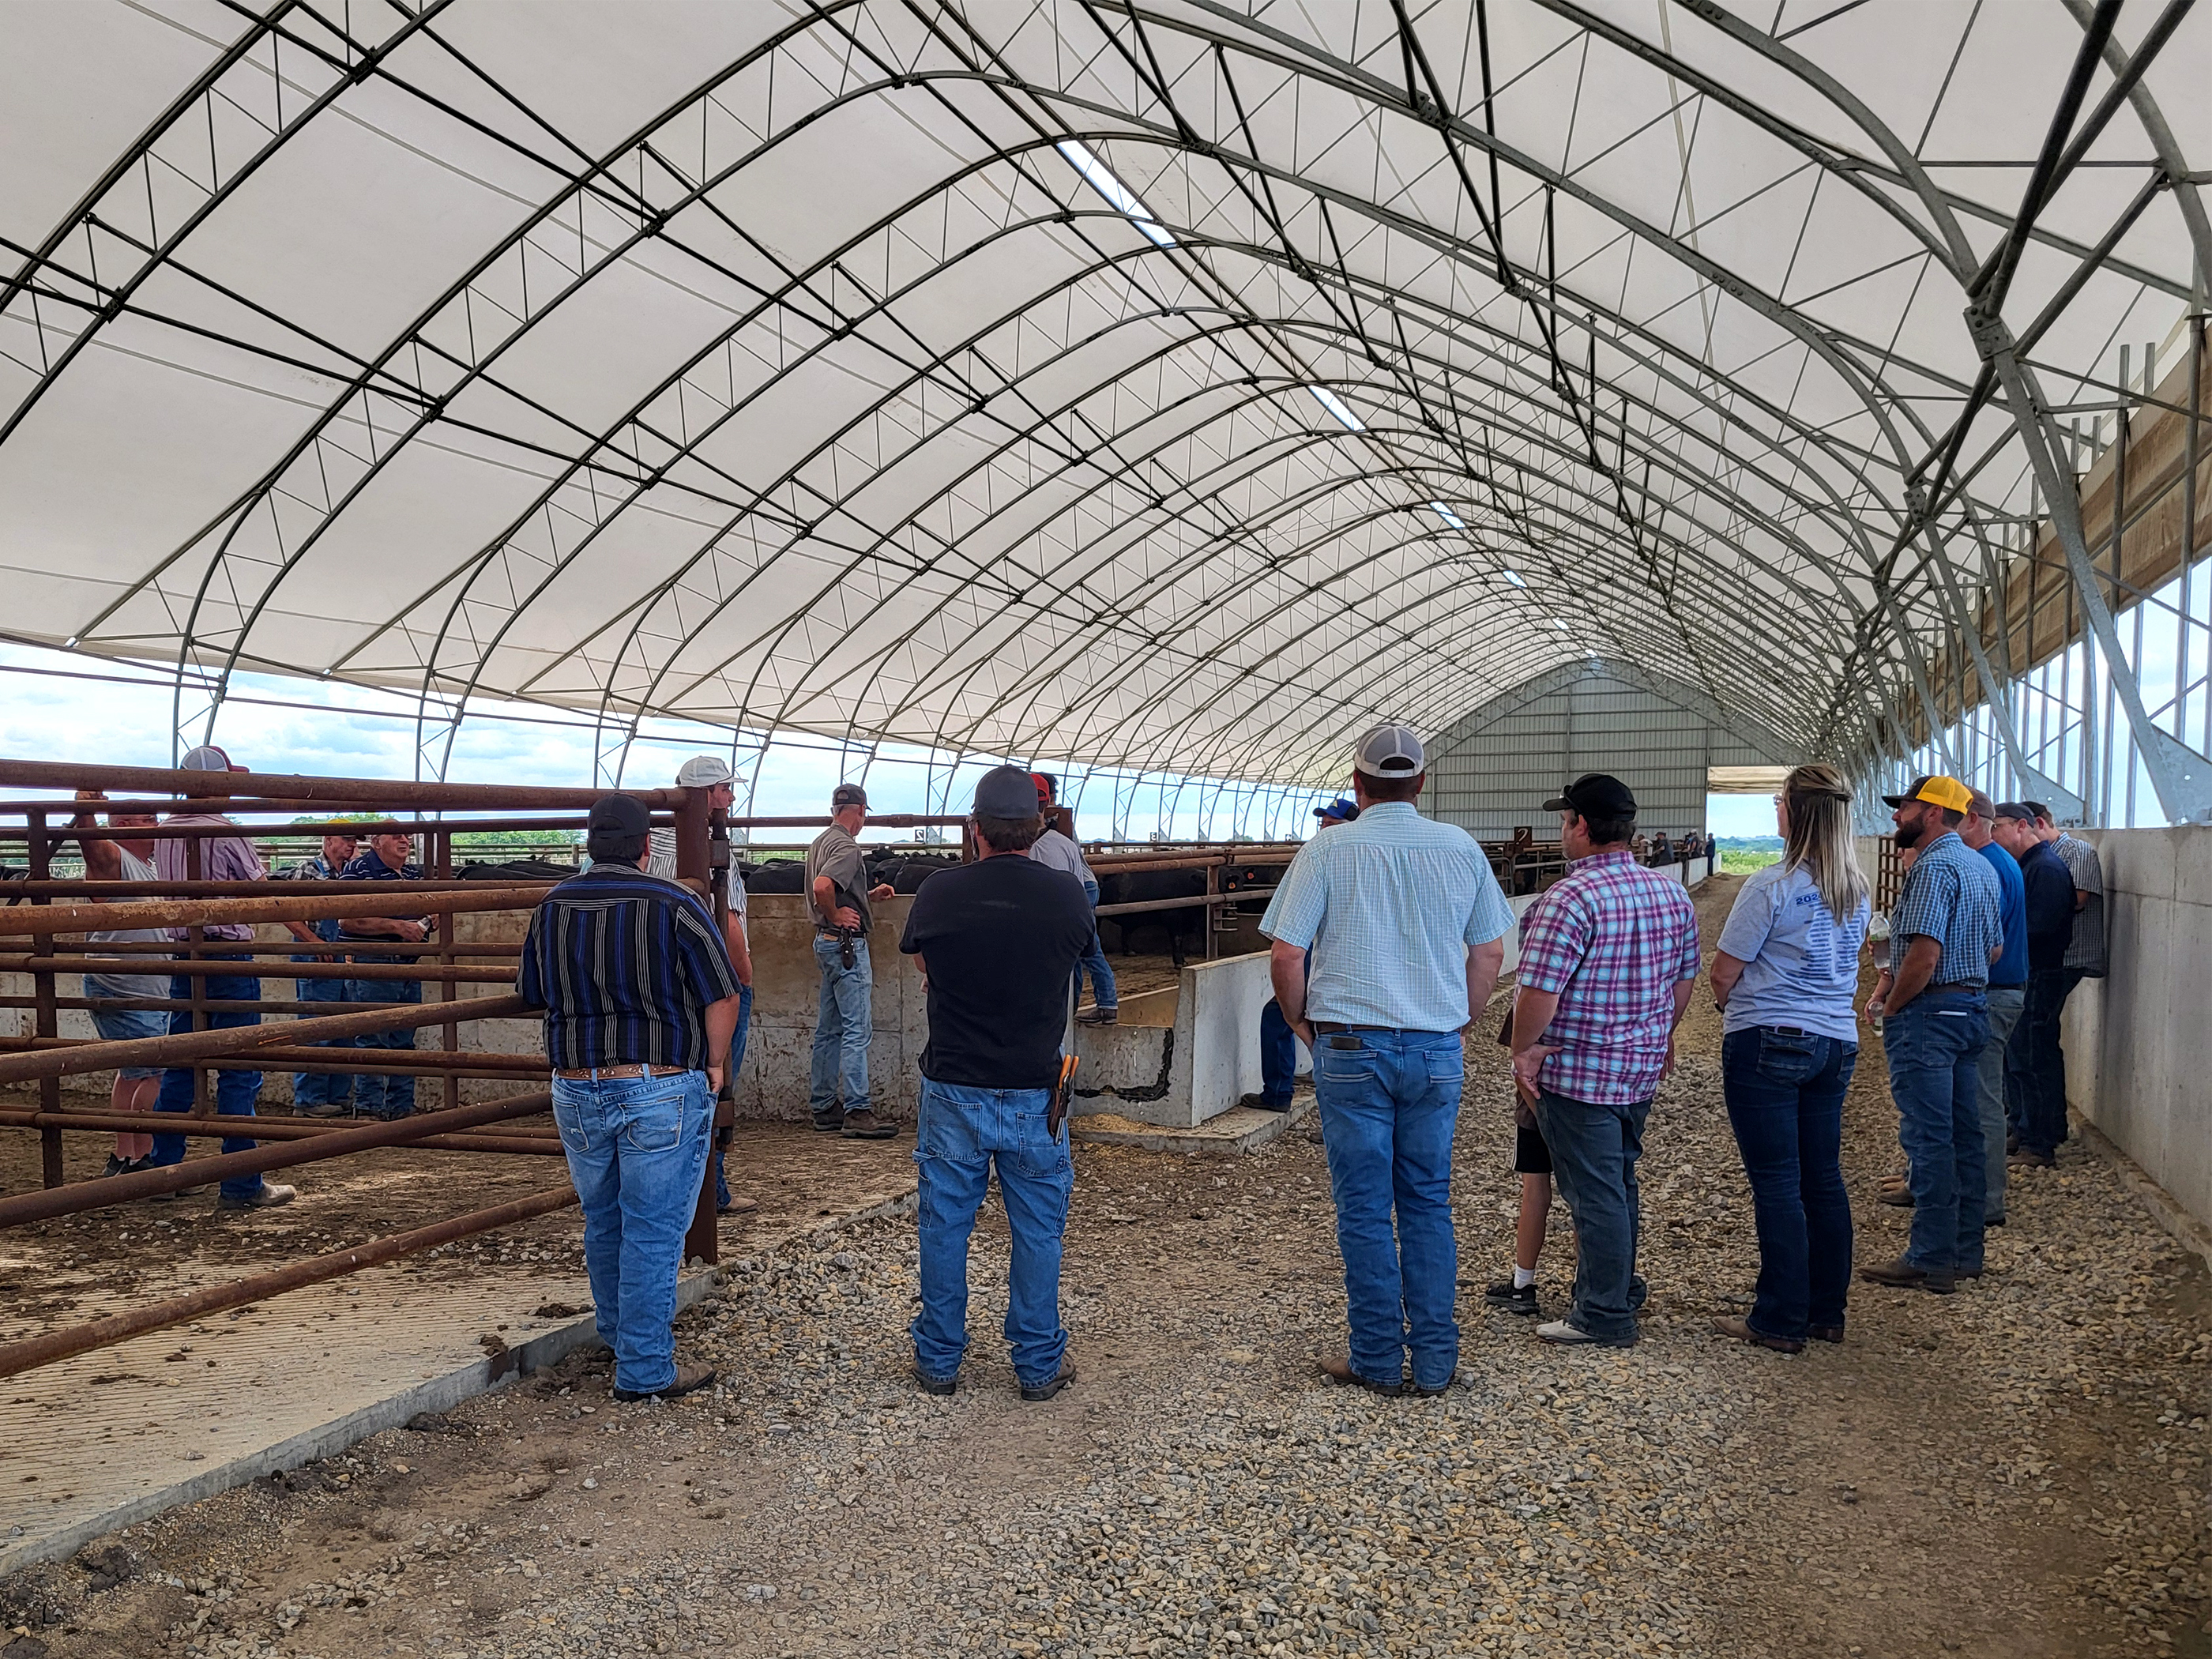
[{"xmin": 1, "ymin": 1, "xmax": 2207, "ymax": 818}]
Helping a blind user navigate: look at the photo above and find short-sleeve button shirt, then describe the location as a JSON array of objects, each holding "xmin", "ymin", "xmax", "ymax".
[
  {"xmin": 2053, "ymin": 833, "xmax": 2106, "ymax": 976},
  {"xmin": 1258, "ymin": 802, "xmax": 1514, "ymax": 1033},
  {"xmin": 1887, "ymin": 830, "xmax": 2003, "ymax": 988},
  {"xmin": 1516, "ymin": 850, "xmax": 1702, "ymax": 1104}
]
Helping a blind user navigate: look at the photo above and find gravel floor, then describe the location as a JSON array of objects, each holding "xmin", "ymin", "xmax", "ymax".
[{"xmin": 8, "ymin": 875, "xmax": 2210, "ymax": 1658}]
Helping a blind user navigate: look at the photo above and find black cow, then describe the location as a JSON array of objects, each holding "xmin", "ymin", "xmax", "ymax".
[
  {"xmin": 875, "ymin": 852, "xmax": 960, "ymax": 893},
  {"xmin": 1093, "ymin": 867, "xmax": 1207, "ymax": 965},
  {"xmin": 741, "ymin": 860, "xmax": 807, "ymax": 895}
]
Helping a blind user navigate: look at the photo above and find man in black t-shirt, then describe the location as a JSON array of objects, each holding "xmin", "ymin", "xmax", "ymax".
[{"xmin": 900, "ymin": 765, "xmax": 1095, "ymax": 1401}]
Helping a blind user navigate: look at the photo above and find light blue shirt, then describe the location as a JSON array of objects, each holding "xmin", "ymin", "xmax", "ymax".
[
  {"xmin": 1259, "ymin": 802, "xmax": 1514, "ymax": 1032},
  {"xmin": 1715, "ymin": 862, "xmax": 1870, "ymax": 1044}
]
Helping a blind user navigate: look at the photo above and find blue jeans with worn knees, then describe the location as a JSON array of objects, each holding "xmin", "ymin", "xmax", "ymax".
[
  {"xmin": 347, "ymin": 976, "xmax": 421, "ymax": 1119},
  {"xmin": 1074, "ymin": 880, "xmax": 1117, "ymax": 1011},
  {"xmin": 552, "ymin": 1068, "xmax": 713, "ymax": 1396},
  {"xmin": 1721, "ymin": 1027, "xmax": 1856, "ymax": 1341},
  {"xmin": 713, "ymin": 984, "xmax": 752, "ymax": 1209},
  {"xmin": 1977, "ymin": 988, "xmax": 2024, "ymax": 1219},
  {"xmin": 809, "ymin": 937, "xmax": 872, "ymax": 1119},
  {"xmin": 1312, "ymin": 1028, "xmax": 1464, "ymax": 1390},
  {"xmin": 291, "ymin": 969, "xmax": 353, "ymax": 1110},
  {"xmin": 2014, "ymin": 967, "xmax": 2078, "ymax": 1157},
  {"xmin": 910, "ymin": 1078, "xmax": 1073, "ymax": 1387},
  {"xmin": 152, "ymin": 962, "xmax": 267, "ymax": 1202},
  {"xmin": 1532, "ymin": 1087, "xmax": 1653, "ymax": 1343},
  {"xmin": 1258, "ymin": 999, "xmax": 1298, "ymax": 1106},
  {"xmin": 1884, "ymin": 991, "xmax": 1988, "ymax": 1274}
]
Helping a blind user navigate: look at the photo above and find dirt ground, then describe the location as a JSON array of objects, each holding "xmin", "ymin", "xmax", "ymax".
[{"xmin": 2, "ymin": 874, "xmax": 2208, "ymax": 1657}]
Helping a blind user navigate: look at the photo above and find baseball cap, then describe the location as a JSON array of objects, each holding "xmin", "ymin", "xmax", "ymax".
[
  {"xmin": 1543, "ymin": 773, "xmax": 1637, "ymax": 819},
  {"xmin": 1352, "ymin": 723, "xmax": 1425, "ymax": 778},
  {"xmin": 675, "ymin": 754, "xmax": 735, "ymax": 788},
  {"xmin": 586, "ymin": 794, "xmax": 650, "ymax": 839},
  {"xmin": 1030, "ymin": 772, "xmax": 1056, "ymax": 806},
  {"xmin": 973, "ymin": 765, "xmax": 1041, "ymax": 818},
  {"xmin": 1992, "ymin": 801, "xmax": 2037, "ymax": 823},
  {"xmin": 1314, "ymin": 798, "xmax": 1360, "ymax": 822},
  {"xmin": 830, "ymin": 782, "xmax": 868, "ymax": 810},
  {"xmin": 1881, "ymin": 775, "xmax": 1974, "ymax": 812},
  {"xmin": 179, "ymin": 744, "xmax": 245, "ymax": 773}
]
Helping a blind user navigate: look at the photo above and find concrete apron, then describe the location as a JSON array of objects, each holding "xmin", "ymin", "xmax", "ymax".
[{"xmin": 0, "ymin": 1187, "xmax": 916, "ymax": 1578}]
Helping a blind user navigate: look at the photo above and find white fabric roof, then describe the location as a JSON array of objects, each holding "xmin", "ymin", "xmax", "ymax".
[{"xmin": 2, "ymin": 0, "xmax": 2204, "ymax": 785}]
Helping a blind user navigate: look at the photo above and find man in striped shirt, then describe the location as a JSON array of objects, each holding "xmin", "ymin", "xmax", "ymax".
[{"xmin": 520, "ymin": 794, "xmax": 744, "ymax": 1403}]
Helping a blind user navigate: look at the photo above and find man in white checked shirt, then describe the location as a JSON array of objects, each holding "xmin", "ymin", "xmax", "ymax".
[{"xmin": 1260, "ymin": 724, "xmax": 1513, "ymax": 1397}]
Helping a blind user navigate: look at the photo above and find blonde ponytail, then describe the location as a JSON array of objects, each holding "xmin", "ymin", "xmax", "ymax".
[{"xmin": 1781, "ymin": 763, "xmax": 1869, "ymax": 924}]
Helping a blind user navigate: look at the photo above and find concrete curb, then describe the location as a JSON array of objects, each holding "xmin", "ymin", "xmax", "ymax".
[
  {"xmin": 1071, "ymin": 1095, "xmax": 1315, "ymax": 1155},
  {"xmin": 2077, "ymin": 1115, "xmax": 2212, "ymax": 1273},
  {"xmin": 1, "ymin": 1186, "xmax": 919, "ymax": 1581}
]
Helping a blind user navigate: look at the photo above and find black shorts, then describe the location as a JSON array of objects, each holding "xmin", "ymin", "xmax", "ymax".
[{"xmin": 1514, "ymin": 1123, "xmax": 1554, "ymax": 1176}]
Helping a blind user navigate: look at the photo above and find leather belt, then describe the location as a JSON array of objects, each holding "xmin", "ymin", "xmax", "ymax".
[
  {"xmin": 1313, "ymin": 1022, "xmax": 1398, "ymax": 1034},
  {"xmin": 554, "ymin": 1063, "xmax": 689, "ymax": 1080}
]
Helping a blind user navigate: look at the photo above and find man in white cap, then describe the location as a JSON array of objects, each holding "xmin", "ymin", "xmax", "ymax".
[
  {"xmin": 648, "ymin": 756, "xmax": 754, "ymax": 1210},
  {"xmin": 1260, "ymin": 724, "xmax": 1513, "ymax": 1395},
  {"xmin": 148, "ymin": 744, "xmax": 295, "ymax": 1209}
]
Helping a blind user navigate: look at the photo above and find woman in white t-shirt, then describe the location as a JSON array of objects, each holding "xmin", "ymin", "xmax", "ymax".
[
  {"xmin": 1707, "ymin": 764, "xmax": 1872, "ymax": 1353},
  {"xmin": 71, "ymin": 794, "xmax": 170, "ymax": 1175}
]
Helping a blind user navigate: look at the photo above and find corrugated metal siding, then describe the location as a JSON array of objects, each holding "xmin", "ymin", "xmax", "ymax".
[{"xmin": 1423, "ymin": 666, "xmax": 1783, "ymax": 839}]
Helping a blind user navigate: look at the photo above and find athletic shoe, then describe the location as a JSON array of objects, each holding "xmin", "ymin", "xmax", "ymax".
[
  {"xmin": 1484, "ymin": 1279, "xmax": 1540, "ymax": 1316},
  {"xmin": 1534, "ymin": 1319, "xmax": 1634, "ymax": 1348},
  {"xmin": 101, "ymin": 1154, "xmax": 130, "ymax": 1178}
]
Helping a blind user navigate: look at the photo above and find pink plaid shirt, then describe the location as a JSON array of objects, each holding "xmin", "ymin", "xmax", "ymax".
[{"xmin": 1518, "ymin": 850, "xmax": 1701, "ymax": 1105}]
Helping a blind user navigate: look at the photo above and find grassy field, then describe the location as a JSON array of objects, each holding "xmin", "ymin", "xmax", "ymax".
[{"xmin": 1720, "ymin": 848, "xmax": 1781, "ymax": 875}]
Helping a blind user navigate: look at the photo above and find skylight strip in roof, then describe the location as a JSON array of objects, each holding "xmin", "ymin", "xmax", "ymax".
[
  {"xmin": 1056, "ymin": 141, "xmax": 1176, "ymax": 248},
  {"xmin": 1430, "ymin": 502, "xmax": 1466, "ymax": 529},
  {"xmin": 1310, "ymin": 387, "xmax": 1364, "ymax": 431}
]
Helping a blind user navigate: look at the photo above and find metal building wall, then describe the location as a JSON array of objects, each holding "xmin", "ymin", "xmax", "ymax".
[{"xmin": 1422, "ymin": 664, "xmax": 1785, "ymax": 839}]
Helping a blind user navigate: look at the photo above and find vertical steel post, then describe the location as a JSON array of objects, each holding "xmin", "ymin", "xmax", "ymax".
[
  {"xmin": 2182, "ymin": 314, "xmax": 2205, "ymax": 750},
  {"xmin": 433, "ymin": 827, "xmax": 458, "ymax": 1115},
  {"xmin": 676, "ymin": 788, "xmax": 719, "ymax": 1268},
  {"xmin": 27, "ymin": 811, "xmax": 62, "ymax": 1187}
]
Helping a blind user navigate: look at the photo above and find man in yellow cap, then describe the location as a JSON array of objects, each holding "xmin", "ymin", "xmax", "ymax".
[{"xmin": 1860, "ymin": 776, "xmax": 2004, "ymax": 1296}]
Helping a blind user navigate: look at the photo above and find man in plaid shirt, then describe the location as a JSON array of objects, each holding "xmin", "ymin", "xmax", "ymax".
[{"xmin": 1508, "ymin": 774, "xmax": 1700, "ymax": 1347}]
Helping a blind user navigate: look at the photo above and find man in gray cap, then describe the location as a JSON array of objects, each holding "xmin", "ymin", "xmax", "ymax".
[
  {"xmin": 806, "ymin": 783, "xmax": 897, "ymax": 1138},
  {"xmin": 1260, "ymin": 724, "xmax": 1514, "ymax": 1395},
  {"xmin": 898, "ymin": 765, "xmax": 1097, "ymax": 1400},
  {"xmin": 649, "ymin": 756, "xmax": 754, "ymax": 1209}
]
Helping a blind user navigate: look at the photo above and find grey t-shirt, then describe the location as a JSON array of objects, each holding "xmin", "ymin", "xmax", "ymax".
[
  {"xmin": 1714, "ymin": 861, "xmax": 1870, "ymax": 1044},
  {"xmin": 805, "ymin": 823, "xmax": 871, "ymax": 932},
  {"xmin": 1028, "ymin": 828, "xmax": 1090, "ymax": 890},
  {"xmin": 2052, "ymin": 833, "xmax": 2105, "ymax": 976}
]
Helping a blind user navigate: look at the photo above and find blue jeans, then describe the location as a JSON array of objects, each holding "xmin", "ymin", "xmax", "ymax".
[
  {"xmin": 1258, "ymin": 999, "xmax": 1297, "ymax": 1106},
  {"xmin": 911, "ymin": 1077, "xmax": 1072, "ymax": 1387},
  {"xmin": 809, "ymin": 937, "xmax": 871, "ymax": 1119},
  {"xmin": 551, "ymin": 1069, "xmax": 713, "ymax": 1395},
  {"xmin": 1312, "ymin": 1029, "xmax": 1464, "ymax": 1389},
  {"xmin": 291, "ymin": 969, "xmax": 353, "ymax": 1110},
  {"xmin": 713, "ymin": 984, "xmax": 753, "ymax": 1209},
  {"xmin": 1721, "ymin": 1027, "xmax": 1856, "ymax": 1341},
  {"xmin": 347, "ymin": 976, "xmax": 421, "ymax": 1120},
  {"xmin": 1977, "ymin": 988, "xmax": 2025, "ymax": 1217},
  {"xmin": 152, "ymin": 961, "xmax": 266, "ymax": 1202},
  {"xmin": 2011, "ymin": 967, "xmax": 2079, "ymax": 1157},
  {"xmin": 1532, "ymin": 1088, "xmax": 1652, "ymax": 1343},
  {"xmin": 1885, "ymin": 991, "xmax": 1988, "ymax": 1273},
  {"xmin": 1075, "ymin": 880, "xmax": 1116, "ymax": 1010}
]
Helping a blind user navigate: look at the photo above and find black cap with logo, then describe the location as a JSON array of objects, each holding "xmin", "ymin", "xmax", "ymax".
[{"xmin": 1541, "ymin": 773, "xmax": 1638, "ymax": 820}]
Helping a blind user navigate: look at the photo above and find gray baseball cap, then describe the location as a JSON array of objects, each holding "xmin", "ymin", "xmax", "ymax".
[
  {"xmin": 831, "ymin": 782, "xmax": 868, "ymax": 810},
  {"xmin": 675, "ymin": 754, "xmax": 734, "ymax": 788},
  {"xmin": 1352, "ymin": 723, "xmax": 1425, "ymax": 778},
  {"xmin": 972, "ymin": 765, "xmax": 1041, "ymax": 818}
]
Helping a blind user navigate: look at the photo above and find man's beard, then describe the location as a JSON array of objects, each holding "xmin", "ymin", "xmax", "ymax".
[{"xmin": 1894, "ymin": 814, "xmax": 1924, "ymax": 850}]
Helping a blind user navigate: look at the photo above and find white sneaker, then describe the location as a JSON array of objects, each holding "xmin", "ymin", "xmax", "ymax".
[
  {"xmin": 218, "ymin": 1181, "xmax": 297, "ymax": 1210},
  {"xmin": 1535, "ymin": 1319, "xmax": 1627, "ymax": 1347}
]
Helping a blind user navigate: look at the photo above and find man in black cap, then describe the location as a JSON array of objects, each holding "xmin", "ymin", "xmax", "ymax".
[
  {"xmin": 805, "ymin": 783, "xmax": 897, "ymax": 1138},
  {"xmin": 899, "ymin": 765, "xmax": 1097, "ymax": 1400},
  {"xmin": 519, "ymin": 795, "xmax": 745, "ymax": 1402},
  {"xmin": 1508, "ymin": 773, "xmax": 1700, "ymax": 1347}
]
